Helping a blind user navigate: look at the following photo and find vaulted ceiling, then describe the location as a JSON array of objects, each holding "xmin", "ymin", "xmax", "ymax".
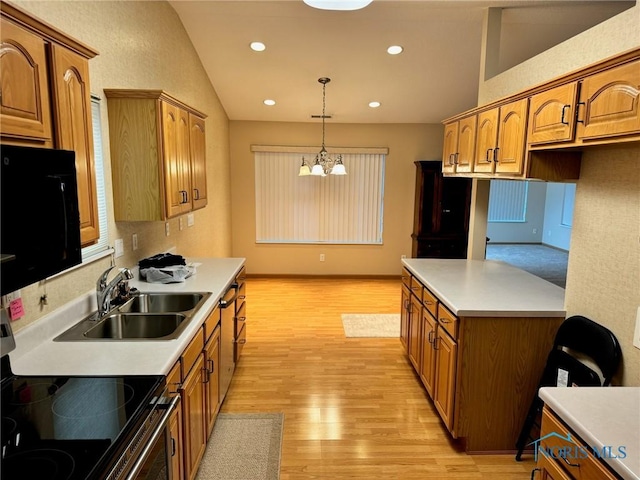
[{"xmin": 169, "ymin": 0, "xmax": 633, "ymax": 124}]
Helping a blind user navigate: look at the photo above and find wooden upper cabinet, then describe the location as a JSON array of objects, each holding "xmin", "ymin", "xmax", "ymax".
[
  {"xmin": 528, "ymin": 82, "xmax": 579, "ymax": 146},
  {"xmin": 577, "ymin": 59, "xmax": 640, "ymax": 142},
  {"xmin": 1, "ymin": 2, "xmax": 100, "ymax": 246},
  {"xmin": 0, "ymin": 17, "xmax": 52, "ymax": 144},
  {"xmin": 473, "ymin": 108, "xmax": 499, "ymax": 173},
  {"xmin": 189, "ymin": 113, "xmax": 207, "ymax": 210},
  {"xmin": 105, "ymin": 89, "xmax": 207, "ymax": 221},
  {"xmin": 442, "ymin": 116, "xmax": 476, "ymax": 174},
  {"xmin": 495, "ymin": 98, "xmax": 528, "ymax": 175},
  {"xmin": 442, "ymin": 122, "xmax": 458, "ymax": 174},
  {"xmin": 50, "ymin": 45, "xmax": 99, "ymax": 245}
]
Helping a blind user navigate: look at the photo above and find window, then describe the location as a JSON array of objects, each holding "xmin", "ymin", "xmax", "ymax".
[
  {"xmin": 81, "ymin": 95, "xmax": 110, "ymax": 261},
  {"xmin": 488, "ymin": 180, "xmax": 528, "ymax": 223},
  {"xmin": 254, "ymin": 149, "xmax": 385, "ymax": 244}
]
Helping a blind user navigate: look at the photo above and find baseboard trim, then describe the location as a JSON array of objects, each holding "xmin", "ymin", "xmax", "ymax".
[{"xmin": 245, "ymin": 273, "xmax": 401, "ymax": 280}]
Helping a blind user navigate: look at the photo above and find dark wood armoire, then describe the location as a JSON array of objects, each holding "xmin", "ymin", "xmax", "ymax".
[{"xmin": 411, "ymin": 161, "xmax": 472, "ymax": 258}]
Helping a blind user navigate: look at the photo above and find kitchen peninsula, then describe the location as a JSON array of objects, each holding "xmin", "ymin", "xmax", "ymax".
[{"xmin": 401, "ymin": 258, "xmax": 566, "ymax": 452}]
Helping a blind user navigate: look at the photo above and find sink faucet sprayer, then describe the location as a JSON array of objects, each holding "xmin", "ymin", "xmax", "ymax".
[{"xmin": 96, "ymin": 266, "xmax": 134, "ymax": 317}]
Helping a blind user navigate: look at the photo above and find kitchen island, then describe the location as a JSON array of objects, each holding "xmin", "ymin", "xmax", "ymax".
[
  {"xmin": 401, "ymin": 258, "xmax": 566, "ymax": 453},
  {"xmin": 9, "ymin": 257, "xmax": 245, "ymax": 376}
]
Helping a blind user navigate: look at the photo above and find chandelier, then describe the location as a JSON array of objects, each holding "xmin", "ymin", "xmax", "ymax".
[{"xmin": 299, "ymin": 77, "xmax": 347, "ymax": 177}]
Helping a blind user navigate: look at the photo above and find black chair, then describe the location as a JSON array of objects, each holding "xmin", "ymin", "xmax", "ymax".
[{"xmin": 514, "ymin": 315, "xmax": 622, "ymax": 461}]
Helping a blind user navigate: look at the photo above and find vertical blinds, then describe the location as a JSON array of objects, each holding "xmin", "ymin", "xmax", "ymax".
[
  {"xmin": 254, "ymin": 152, "xmax": 385, "ymax": 244},
  {"xmin": 81, "ymin": 96, "xmax": 109, "ymax": 260},
  {"xmin": 488, "ymin": 180, "xmax": 529, "ymax": 222}
]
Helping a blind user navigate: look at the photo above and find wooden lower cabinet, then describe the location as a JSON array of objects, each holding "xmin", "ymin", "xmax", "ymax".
[
  {"xmin": 182, "ymin": 352, "xmax": 206, "ymax": 480},
  {"xmin": 204, "ymin": 326, "xmax": 221, "ymax": 438},
  {"xmin": 534, "ymin": 407, "xmax": 619, "ymax": 480},
  {"xmin": 433, "ymin": 326, "xmax": 457, "ymax": 431},
  {"xmin": 169, "ymin": 404, "xmax": 184, "ymax": 480},
  {"xmin": 400, "ymin": 284, "xmax": 410, "ymax": 350},
  {"xmin": 401, "ymin": 270, "xmax": 562, "ymax": 452}
]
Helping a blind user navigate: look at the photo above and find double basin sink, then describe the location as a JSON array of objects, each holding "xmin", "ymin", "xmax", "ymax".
[{"xmin": 54, "ymin": 292, "xmax": 211, "ymax": 341}]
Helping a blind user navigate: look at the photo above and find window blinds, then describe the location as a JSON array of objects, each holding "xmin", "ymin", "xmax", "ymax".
[
  {"xmin": 488, "ymin": 180, "xmax": 529, "ymax": 223},
  {"xmin": 254, "ymin": 151, "xmax": 385, "ymax": 244}
]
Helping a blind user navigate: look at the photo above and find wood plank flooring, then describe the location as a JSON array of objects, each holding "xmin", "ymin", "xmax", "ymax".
[{"xmin": 220, "ymin": 277, "xmax": 536, "ymax": 479}]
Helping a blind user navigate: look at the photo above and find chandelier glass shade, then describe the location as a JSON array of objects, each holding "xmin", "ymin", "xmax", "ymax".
[{"xmin": 299, "ymin": 77, "xmax": 347, "ymax": 177}]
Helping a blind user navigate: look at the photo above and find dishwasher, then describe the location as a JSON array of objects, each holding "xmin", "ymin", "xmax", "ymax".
[{"xmin": 219, "ymin": 282, "xmax": 238, "ymax": 403}]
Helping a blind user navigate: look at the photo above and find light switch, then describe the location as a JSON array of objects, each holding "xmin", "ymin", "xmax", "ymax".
[{"xmin": 114, "ymin": 238, "xmax": 124, "ymax": 258}]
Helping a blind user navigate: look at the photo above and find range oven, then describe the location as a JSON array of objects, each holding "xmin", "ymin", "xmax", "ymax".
[{"xmin": 0, "ymin": 311, "xmax": 179, "ymax": 480}]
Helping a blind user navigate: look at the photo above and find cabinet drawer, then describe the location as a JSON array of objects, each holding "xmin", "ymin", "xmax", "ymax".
[
  {"xmin": 437, "ymin": 304, "xmax": 458, "ymax": 340},
  {"xmin": 235, "ymin": 323, "xmax": 246, "ymax": 362},
  {"xmin": 422, "ymin": 287, "xmax": 438, "ymax": 317},
  {"xmin": 204, "ymin": 306, "xmax": 220, "ymax": 342},
  {"xmin": 167, "ymin": 360, "xmax": 182, "ymax": 392},
  {"xmin": 401, "ymin": 268, "xmax": 412, "ymax": 289},
  {"xmin": 410, "ymin": 276, "xmax": 423, "ymax": 301},
  {"xmin": 539, "ymin": 406, "xmax": 618, "ymax": 480},
  {"xmin": 182, "ymin": 327, "xmax": 204, "ymax": 379},
  {"xmin": 235, "ymin": 301, "xmax": 247, "ymax": 336}
]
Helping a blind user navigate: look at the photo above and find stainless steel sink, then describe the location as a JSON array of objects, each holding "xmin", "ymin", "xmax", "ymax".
[
  {"xmin": 54, "ymin": 291, "xmax": 212, "ymax": 341},
  {"xmin": 83, "ymin": 313, "xmax": 187, "ymax": 339},
  {"xmin": 118, "ymin": 292, "xmax": 206, "ymax": 313}
]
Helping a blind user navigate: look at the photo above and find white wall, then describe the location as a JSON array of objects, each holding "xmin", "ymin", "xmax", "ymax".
[
  {"xmin": 542, "ymin": 183, "xmax": 574, "ymax": 251},
  {"xmin": 486, "ymin": 181, "xmax": 546, "ymax": 243}
]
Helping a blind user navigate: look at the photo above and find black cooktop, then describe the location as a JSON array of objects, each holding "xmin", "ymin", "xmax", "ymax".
[{"xmin": 0, "ymin": 356, "xmax": 164, "ymax": 480}]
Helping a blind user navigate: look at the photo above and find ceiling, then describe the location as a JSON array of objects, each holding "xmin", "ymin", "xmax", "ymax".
[{"xmin": 168, "ymin": 0, "xmax": 633, "ymax": 124}]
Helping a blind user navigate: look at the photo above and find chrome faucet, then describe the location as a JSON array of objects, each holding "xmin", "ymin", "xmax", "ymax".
[{"xmin": 96, "ymin": 266, "xmax": 134, "ymax": 317}]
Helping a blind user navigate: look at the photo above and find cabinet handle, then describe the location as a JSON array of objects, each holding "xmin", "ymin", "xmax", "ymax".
[
  {"xmin": 202, "ymin": 366, "xmax": 209, "ymax": 383},
  {"xmin": 236, "ymin": 338, "xmax": 247, "ymax": 345},
  {"xmin": 560, "ymin": 104, "xmax": 570, "ymax": 125},
  {"xmin": 530, "ymin": 468, "xmax": 540, "ymax": 480},
  {"xmin": 439, "ymin": 317, "xmax": 451, "ymax": 323},
  {"xmin": 493, "ymin": 147, "xmax": 500, "ymax": 163},
  {"xmin": 171, "ymin": 437, "xmax": 176, "ymax": 457},
  {"xmin": 576, "ymin": 101, "xmax": 586, "ymax": 124},
  {"xmin": 238, "ymin": 295, "xmax": 246, "ymax": 300},
  {"xmin": 208, "ymin": 359, "xmax": 215, "ymax": 374},
  {"xmin": 561, "ymin": 456, "xmax": 580, "ymax": 468},
  {"xmin": 485, "ymin": 148, "xmax": 493, "ymax": 162},
  {"xmin": 433, "ymin": 336, "xmax": 440, "ymax": 350},
  {"xmin": 453, "ymin": 153, "xmax": 459, "ymax": 165},
  {"xmin": 193, "ymin": 188, "xmax": 200, "ymax": 200},
  {"xmin": 236, "ymin": 316, "xmax": 246, "ymax": 322},
  {"xmin": 427, "ymin": 330, "xmax": 433, "ymax": 343}
]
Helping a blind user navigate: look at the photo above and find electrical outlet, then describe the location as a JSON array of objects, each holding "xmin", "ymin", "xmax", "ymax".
[
  {"xmin": 132, "ymin": 233, "xmax": 138, "ymax": 251},
  {"xmin": 1, "ymin": 290, "xmax": 21, "ymax": 308},
  {"xmin": 187, "ymin": 213, "xmax": 194, "ymax": 227},
  {"xmin": 633, "ymin": 307, "xmax": 640, "ymax": 350},
  {"xmin": 114, "ymin": 238, "xmax": 124, "ymax": 258},
  {"xmin": 165, "ymin": 222, "xmax": 170, "ymax": 236},
  {"xmin": 532, "ymin": 228, "xmax": 537, "ymax": 234},
  {"xmin": 319, "ymin": 254, "xmax": 325, "ymax": 262}
]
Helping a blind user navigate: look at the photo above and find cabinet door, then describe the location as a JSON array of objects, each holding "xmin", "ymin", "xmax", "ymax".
[
  {"xmin": 408, "ymin": 295, "xmax": 422, "ymax": 371},
  {"xmin": 528, "ymin": 82, "xmax": 579, "ymax": 146},
  {"xmin": 442, "ymin": 122, "xmax": 458, "ymax": 173},
  {"xmin": 50, "ymin": 44, "xmax": 99, "ymax": 246},
  {"xmin": 495, "ymin": 98, "xmax": 528, "ymax": 175},
  {"xmin": 162, "ymin": 101, "xmax": 192, "ymax": 218},
  {"xmin": 577, "ymin": 59, "xmax": 640, "ymax": 141},
  {"xmin": 535, "ymin": 454, "xmax": 573, "ymax": 480},
  {"xmin": 169, "ymin": 403, "xmax": 184, "ymax": 480},
  {"xmin": 189, "ymin": 113, "xmax": 207, "ymax": 211},
  {"xmin": 419, "ymin": 309, "xmax": 437, "ymax": 399},
  {"xmin": 433, "ymin": 328, "xmax": 457, "ymax": 432},
  {"xmin": 205, "ymin": 327, "xmax": 220, "ymax": 438},
  {"xmin": 182, "ymin": 353, "xmax": 206, "ymax": 480},
  {"xmin": 456, "ymin": 116, "xmax": 476, "ymax": 173},
  {"xmin": 473, "ymin": 108, "xmax": 499, "ymax": 173},
  {"xmin": 0, "ymin": 18, "xmax": 52, "ymax": 143},
  {"xmin": 400, "ymin": 285, "xmax": 410, "ymax": 351}
]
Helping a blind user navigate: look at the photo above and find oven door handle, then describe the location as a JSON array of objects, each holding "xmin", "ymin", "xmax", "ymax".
[{"xmin": 124, "ymin": 395, "xmax": 180, "ymax": 480}]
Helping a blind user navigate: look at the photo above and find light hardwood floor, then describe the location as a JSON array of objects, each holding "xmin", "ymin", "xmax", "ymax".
[{"xmin": 221, "ymin": 277, "xmax": 536, "ymax": 479}]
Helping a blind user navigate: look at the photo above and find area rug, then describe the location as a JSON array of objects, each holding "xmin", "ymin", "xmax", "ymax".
[
  {"xmin": 196, "ymin": 413, "xmax": 284, "ymax": 480},
  {"xmin": 341, "ymin": 313, "xmax": 401, "ymax": 338}
]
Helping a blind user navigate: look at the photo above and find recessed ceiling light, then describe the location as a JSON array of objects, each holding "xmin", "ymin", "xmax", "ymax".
[
  {"xmin": 387, "ymin": 45, "xmax": 404, "ymax": 55},
  {"xmin": 263, "ymin": 99, "xmax": 276, "ymax": 106},
  {"xmin": 369, "ymin": 101, "xmax": 381, "ymax": 108},
  {"xmin": 303, "ymin": 0, "xmax": 373, "ymax": 11},
  {"xmin": 250, "ymin": 42, "xmax": 266, "ymax": 52}
]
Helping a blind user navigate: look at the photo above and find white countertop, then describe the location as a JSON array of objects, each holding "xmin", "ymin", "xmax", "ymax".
[
  {"xmin": 539, "ymin": 386, "xmax": 640, "ymax": 480},
  {"xmin": 402, "ymin": 258, "xmax": 566, "ymax": 317},
  {"xmin": 9, "ymin": 257, "xmax": 245, "ymax": 376}
]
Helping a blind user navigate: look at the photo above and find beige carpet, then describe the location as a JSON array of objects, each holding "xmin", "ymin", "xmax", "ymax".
[
  {"xmin": 196, "ymin": 413, "xmax": 284, "ymax": 480},
  {"xmin": 341, "ymin": 313, "xmax": 401, "ymax": 337}
]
